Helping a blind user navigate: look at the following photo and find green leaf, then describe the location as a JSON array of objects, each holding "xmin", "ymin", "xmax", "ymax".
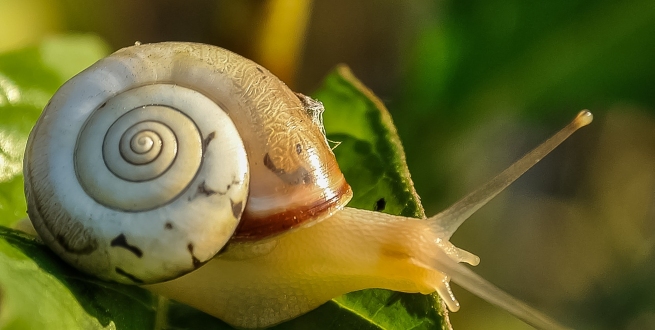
[
  {"xmin": 0, "ymin": 226, "xmax": 157, "ymax": 329},
  {"xmin": 316, "ymin": 65, "xmax": 424, "ymax": 218},
  {"xmin": 0, "ymin": 38, "xmax": 447, "ymax": 329}
]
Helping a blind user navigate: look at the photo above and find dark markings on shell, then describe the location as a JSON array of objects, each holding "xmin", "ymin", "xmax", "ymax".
[
  {"xmin": 187, "ymin": 243, "xmax": 202, "ymax": 269},
  {"xmin": 374, "ymin": 198, "xmax": 386, "ymax": 211},
  {"xmin": 165, "ymin": 222, "xmax": 173, "ymax": 230},
  {"xmin": 256, "ymin": 66, "xmax": 264, "ymax": 74},
  {"xmin": 196, "ymin": 181, "xmax": 218, "ymax": 197},
  {"xmin": 189, "ymin": 178, "xmax": 243, "ymax": 201},
  {"xmin": 230, "ymin": 199, "xmax": 243, "ymax": 219},
  {"xmin": 110, "ymin": 234, "xmax": 143, "ymax": 258},
  {"xmin": 263, "ymin": 153, "xmax": 312, "ymax": 185},
  {"xmin": 295, "ymin": 143, "xmax": 302, "ymax": 155},
  {"xmin": 225, "ymin": 177, "xmax": 242, "ymax": 191},
  {"xmin": 98, "ymin": 101, "xmax": 107, "ymax": 109},
  {"xmin": 202, "ymin": 131, "xmax": 216, "ymax": 151},
  {"xmin": 115, "ymin": 267, "xmax": 144, "ymax": 284}
]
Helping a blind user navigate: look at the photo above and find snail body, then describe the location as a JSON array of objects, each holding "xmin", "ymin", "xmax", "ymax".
[{"xmin": 23, "ymin": 42, "xmax": 591, "ymax": 329}]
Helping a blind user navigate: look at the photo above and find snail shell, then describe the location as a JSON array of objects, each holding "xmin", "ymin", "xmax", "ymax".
[{"xmin": 24, "ymin": 42, "xmax": 352, "ymax": 284}]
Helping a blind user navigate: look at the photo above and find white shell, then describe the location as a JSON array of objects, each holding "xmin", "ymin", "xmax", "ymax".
[{"xmin": 24, "ymin": 48, "xmax": 250, "ymax": 284}]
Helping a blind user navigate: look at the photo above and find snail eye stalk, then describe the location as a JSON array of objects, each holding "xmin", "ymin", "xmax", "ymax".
[{"xmin": 430, "ymin": 110, "xmax": 593, "ymax": 239}]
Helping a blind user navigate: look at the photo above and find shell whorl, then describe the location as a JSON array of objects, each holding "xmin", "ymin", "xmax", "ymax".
[
  {"xmin": 24, "ymin": 53, "xmax": 250, "ymax": 284},
  {"xmin": 75, "ymin": 87, "xmax": 206, "ymax": 211}
]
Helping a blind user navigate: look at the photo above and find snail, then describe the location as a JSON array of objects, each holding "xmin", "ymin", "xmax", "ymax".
[{"xmin": 21, "ymin": 42, "xmax": 592, "ymax": 329}]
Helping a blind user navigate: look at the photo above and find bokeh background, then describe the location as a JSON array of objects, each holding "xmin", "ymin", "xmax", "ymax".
[{"xmin": 2, "ymin": 0, "xmax": 655, "ymax": 329}]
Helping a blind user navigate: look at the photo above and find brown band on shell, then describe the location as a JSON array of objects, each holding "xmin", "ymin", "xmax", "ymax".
[{"xmin": 232, "ymin": 181, "xmax": 353, "ymax": 241}]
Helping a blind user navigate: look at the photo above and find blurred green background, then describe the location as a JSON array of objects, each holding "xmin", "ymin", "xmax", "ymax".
[{"xmin": 1, "ymin": 0, "xmax": 654, "ymax": 329}]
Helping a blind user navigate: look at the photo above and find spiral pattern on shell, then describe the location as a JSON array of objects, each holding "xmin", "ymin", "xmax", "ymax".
[
  {"xmin": 75, "ymin": 86, "xmax": 207, "ymax": 212},
  {"xmin": 24, "ymin": 51, "xmax": 250, "ymax": 284}
]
